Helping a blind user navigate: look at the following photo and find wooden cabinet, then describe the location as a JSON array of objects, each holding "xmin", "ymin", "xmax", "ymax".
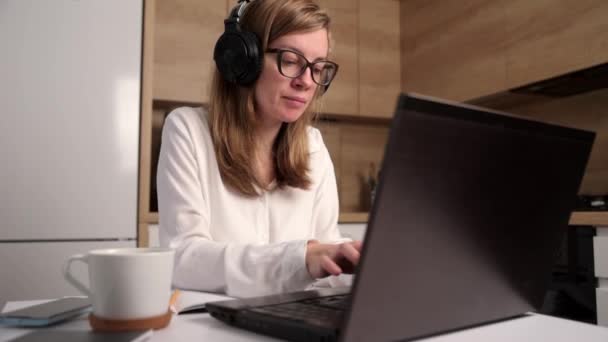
[
  {"xmin": 153, "ymin": 0, "xmax": 232, "ymax": 103},
  {"xmin": 400, "ymin": 1, "xmax": 509, "ymax": 102},
  {"xmin": 320, "ymin": 4, "xmax": 359, "ymax": 115},
  {"xmin": 359, "ymin": 0, "xmax": 401, "ymax": 118},
  {"xmin": 401, "ymin": 0, "xmax": 608, "ymax": 102},
  {"xmin": 318, "ymin": 0, "xmax": 356, "ymax": 10},
  {"xmin": 505, "ymin": 0, "xmax": 608, "ymax": 88},
  {"xmin": 322, "ymin": 0, "xmax": 401, "ymax": 117}
]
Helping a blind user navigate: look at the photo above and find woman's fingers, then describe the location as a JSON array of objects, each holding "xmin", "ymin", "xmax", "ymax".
[
  {"xmin": 320, "ymin": 254, "xmax": 342, "ymax": 276},
  {"xmin": 339, "ymin": 242, "xmax": 361, "ymax": 266},
  {"xmin": 307, "ymin": 241, "xmax": 365, "ymax": 278}
]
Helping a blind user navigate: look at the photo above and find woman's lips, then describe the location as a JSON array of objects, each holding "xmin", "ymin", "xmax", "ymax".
[
  {"xmin": 284, "ymin": 96, "xmax": 306, "ymax": 103},
  {"xmin": 283, "ymin": 96, "xmax": 307, "ymax": 108}
]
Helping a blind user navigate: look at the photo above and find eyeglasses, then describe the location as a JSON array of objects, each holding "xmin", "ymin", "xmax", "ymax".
[{"xmin": 266, "ymin": 48, "xmax": 339, "ymax": 87}]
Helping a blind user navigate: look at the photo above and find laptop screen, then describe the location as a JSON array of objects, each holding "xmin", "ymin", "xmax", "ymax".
[{"xmin": 342, "ymin": 94, "xmax": 595, "ymax": 341}]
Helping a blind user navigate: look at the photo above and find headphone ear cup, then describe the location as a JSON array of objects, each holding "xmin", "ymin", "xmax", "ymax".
[
  {"xmin": 213, "ymin": 30, "xmax": 262, "ymax": 86},
  {"xmin": 238, "ymin": 30, "xmax": 263, "ymax": 85}
]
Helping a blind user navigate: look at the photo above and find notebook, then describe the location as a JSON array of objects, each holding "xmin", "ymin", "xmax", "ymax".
[
  {"xmin": 172, "ymin": 290, "xmax": 233, "ymax": 315},
  {"xmin": 206, "ymin": 93, "xmax": 595, "ymax": 342}
]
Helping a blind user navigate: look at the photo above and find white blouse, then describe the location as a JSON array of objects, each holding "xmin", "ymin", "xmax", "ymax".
[{"xmin": 157, "ymin": 107, "xmax": 349, "ymax": 298}]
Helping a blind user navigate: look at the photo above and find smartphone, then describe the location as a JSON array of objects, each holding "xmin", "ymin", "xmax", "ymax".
[{"xmin": 0, "ymin": 297, "xmax": 92, "ymax": 327}]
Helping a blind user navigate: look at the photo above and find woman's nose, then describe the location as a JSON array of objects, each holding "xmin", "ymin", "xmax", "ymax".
[{"xmin": 292, "ymin": 66, "xmax": 315, "ymax": 89}]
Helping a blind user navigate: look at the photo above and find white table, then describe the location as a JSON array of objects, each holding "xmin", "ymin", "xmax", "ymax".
[{"xmin": 2, "ymin": 300, "xmax": 608, "ymax": 342}]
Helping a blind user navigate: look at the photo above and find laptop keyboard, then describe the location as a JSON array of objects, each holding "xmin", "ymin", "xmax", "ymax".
[
  {"xmin": 248, "ymin": 295, "xmax": 350, "ymax": 324},
  {"xmin": 301, "ymin": 294, "xmax": 351, "ymax": 310}
]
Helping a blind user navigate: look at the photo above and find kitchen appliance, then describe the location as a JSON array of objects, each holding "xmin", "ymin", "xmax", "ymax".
[{"xmin": 0, "ymin": 0, "xmax": 142, "ymax": 301}]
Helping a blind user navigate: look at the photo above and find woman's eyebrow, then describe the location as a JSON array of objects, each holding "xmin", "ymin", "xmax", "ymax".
[{"xmin": 272, "ymin": 45, "xmax": 328, "ymax": 62}]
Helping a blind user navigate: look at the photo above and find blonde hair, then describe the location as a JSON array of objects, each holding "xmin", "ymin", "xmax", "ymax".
[{"xmin": 208, "ymin": 0, "xmax": 331, "ymax": 197}]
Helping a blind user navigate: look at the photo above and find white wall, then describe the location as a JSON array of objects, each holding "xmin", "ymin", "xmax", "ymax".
[{"xmin": 338, "ymin": 223, "xmax": 367, "ymax": 241}]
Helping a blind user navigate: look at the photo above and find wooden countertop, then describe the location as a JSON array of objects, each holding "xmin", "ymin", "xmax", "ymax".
[
  {"xmin": 339, "ymin": 211, "xmax": 608, "ymax": 226},
  {"xmin": 146, "ymin": 211, "xmax": 608, "ymax": 226}
]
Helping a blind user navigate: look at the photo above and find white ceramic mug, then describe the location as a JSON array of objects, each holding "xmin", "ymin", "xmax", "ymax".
[{"xmin": 62, "ymin": 247, "xmax": 175, "ymax": 320}]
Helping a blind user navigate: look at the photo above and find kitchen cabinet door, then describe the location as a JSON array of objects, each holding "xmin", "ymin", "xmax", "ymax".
[
  {"xmin": 505, "ymin": 0, "xmax": 608, "ymax": 88},
  {"xmin": 320, "ymin": 6, "xmax": 359, "ymax": 116},
  {"xmin": 154, "ymin": 0, "xmax": 225, "ymax": 103},
  {"xmin": 359, "ymin": 0, "xmax": 401, "ymax": 118},
  {"xmin": 400, "ymin": 0, "xmax": 508, "ymax": 102}
]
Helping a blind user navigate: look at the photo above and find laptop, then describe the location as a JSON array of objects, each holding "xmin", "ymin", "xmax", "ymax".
[{"xmin": 206, "ymin": 93, "xmax": 595, "ymax": 342}]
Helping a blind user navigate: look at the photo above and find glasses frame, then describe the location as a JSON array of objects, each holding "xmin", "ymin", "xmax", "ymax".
[{"xmin": 266, "ymin": 48, "xmax": 339, "ymax": 87}]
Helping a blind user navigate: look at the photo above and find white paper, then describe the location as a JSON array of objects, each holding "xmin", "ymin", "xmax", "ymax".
[{"xmin": 174, "ymin": 290, "xmax": 233, "ymax": 314}]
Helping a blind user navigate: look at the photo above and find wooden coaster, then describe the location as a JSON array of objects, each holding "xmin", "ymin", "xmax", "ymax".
[{"xmin": 89, "ymin": 311, "xmax": 172, "ymax": 332}]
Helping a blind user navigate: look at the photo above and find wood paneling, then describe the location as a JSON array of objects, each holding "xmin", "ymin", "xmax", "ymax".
[
  {"xmin": 337, "ymin": 211, "xmax": 608, "ymax": 225},
  {"xmin": 322, "ymin": 0, "xmax": 401, "ymax": 117},
  {"xmin": 401, "ymin": 0, "xmax": 608, "ymax": 101},
  {"xmin": 400, "ymin": 1, "xmax": 446, "ymax": 97},
  {"xmin": 154, "ymin": 0, "xmax": 225, "ymax": 103},
  {"xmin": 359, "ymin": 0, "xmax": 401, "ymax": 118},
  {"xmin": 226, "ymin": 0, "xmax": 234, "ymax": 15},
  {"xmin": 401, "ymin": 0, "xmax": 508, "ymax": 101},
  {"xmin": 320, "ymin": 8, "xmax": 359, "ymax": 115},
  {"xmin": 315, "ymin": 119, "xmax": 390, "ymax": 213},
  {"xmin": 138, "ymin": 223, "xmax": 149, "ymax": 247},
  {"xmin": 570, "ymin": 212, "xmax": 608, "ymax": 226},
  {"xmin": 505, "ymin": 0, "xmax": 608, "ymax": 88},
  {"xmin": 318, "ymin": 0, "xmax": 358, "ymax": 11},
  {"xmin": 339, "ymin": 124, "xmax": 389, "ymax": 212},
  {"xmin": 339, "ymin": 212, "xmax": 368, "ymax": 223},
  {"xmin": 314, "ymin": 120, "xmax": 342, "ymax": 183},
  {"xmin": 139, "ymin": 0, "xmax": 156, "ymax": 240}
]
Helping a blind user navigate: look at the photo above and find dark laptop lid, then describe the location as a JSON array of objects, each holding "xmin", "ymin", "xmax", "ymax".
[{"xmin": 341, "ymin": 93, "xmax": 595, "ymax": 342}]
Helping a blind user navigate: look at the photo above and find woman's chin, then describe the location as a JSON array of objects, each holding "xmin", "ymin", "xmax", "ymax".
[{"xmin": 279, "ymin": 109, "xmax": 306, "ymax": 123}]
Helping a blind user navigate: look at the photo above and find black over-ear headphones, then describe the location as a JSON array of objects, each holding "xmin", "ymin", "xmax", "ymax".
[{"xmin": 213, "ymin": 0, "xmax": 262, "ymax": 86}]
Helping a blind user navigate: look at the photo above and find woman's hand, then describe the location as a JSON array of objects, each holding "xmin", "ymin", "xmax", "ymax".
[{"xmin": 305, "ymin": 240, "xmax": 363, "ymax": 279}]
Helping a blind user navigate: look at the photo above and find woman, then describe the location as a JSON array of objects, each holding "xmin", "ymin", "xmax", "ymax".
[{"xmin": 157, "ymin": 0, "xmax": 361, "ymax": 298}]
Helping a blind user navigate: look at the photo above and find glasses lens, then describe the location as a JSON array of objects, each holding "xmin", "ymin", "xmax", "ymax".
[
  {"xmin": 279, "ymin": 51, "xmax": 306, "ymax": 78},
  {"xmin": 311, "ymin": 62, "xmax": 337, "ymax": 86},
  {"xmin": 276, "ymin": 50, "xmax": 338, "ymax": 86}
]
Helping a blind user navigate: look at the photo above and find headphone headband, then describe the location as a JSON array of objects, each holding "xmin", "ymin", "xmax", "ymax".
[{"xmin": 225, "ymin": 0, "xmax": 250, "ymax": 28}]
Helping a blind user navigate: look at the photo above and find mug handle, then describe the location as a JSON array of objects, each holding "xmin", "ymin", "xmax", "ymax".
[{"xmin": 62, "ymin": 254, "xmax": 91, "ymax": 297}]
